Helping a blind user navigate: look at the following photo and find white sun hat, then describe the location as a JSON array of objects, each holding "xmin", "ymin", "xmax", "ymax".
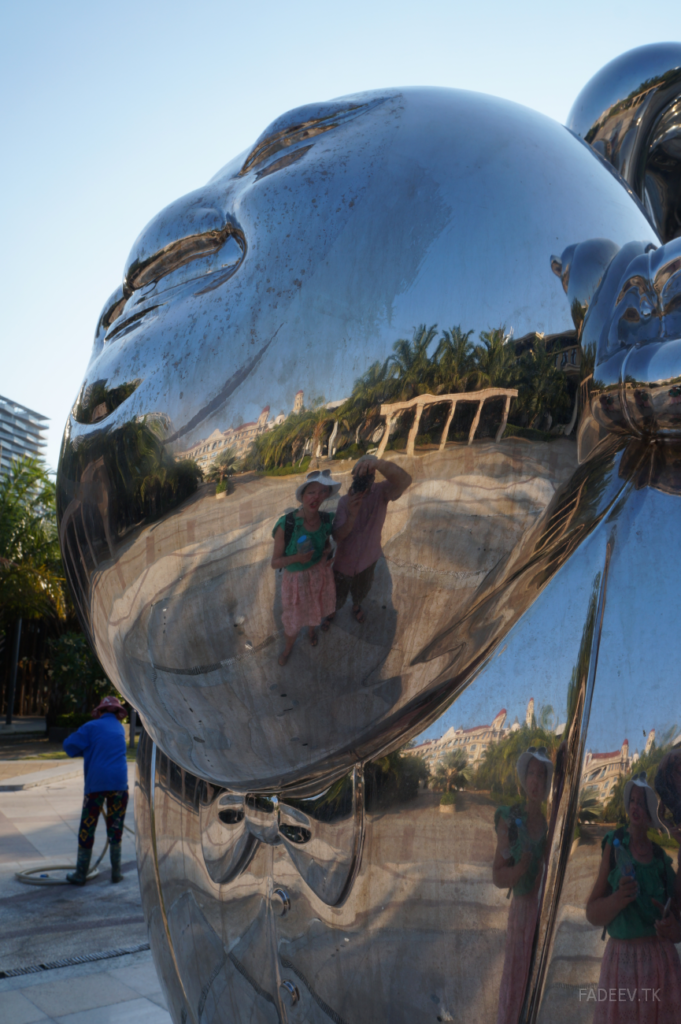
[
  {"xmin": 516, "ymin": 746, "xmax": 554, "ymax": 801},
  {"xmin": 295, "ymin": 469, "xmax": 343, "ymax": 505},
  {"xmin": 624, "ymin": 771, "xmax": 662, "ymax": 829}
]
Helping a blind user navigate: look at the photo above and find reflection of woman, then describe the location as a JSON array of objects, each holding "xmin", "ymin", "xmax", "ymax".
[
  {"xmin": 586, "ymin": 772, "xmax": 681, "ymax": 1023},
  {"xmin": 493, "ymin": 746, "xmax": 553, "ymax": 1024},
  {"xmin": 271, "ymin": 470, "xmax": 341, "ymax": 666}
]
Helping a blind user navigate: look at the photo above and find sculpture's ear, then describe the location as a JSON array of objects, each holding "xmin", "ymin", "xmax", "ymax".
[
  {"xmin": 550, "ymin": 243, "xmax": 577, "ymax": 296},
  {"xmin": 551, "ymin": 239, "xmax": 620, "ymax": 335}
]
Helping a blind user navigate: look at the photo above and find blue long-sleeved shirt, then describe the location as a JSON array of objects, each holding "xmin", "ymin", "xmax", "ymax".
[{"xmin": 63, "ymin": 713, "xmax": 128, "ymax": 793}]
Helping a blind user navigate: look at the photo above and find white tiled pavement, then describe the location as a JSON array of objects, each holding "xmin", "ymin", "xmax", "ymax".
[
  {"xmin": 0, "ymin": 949, "xmax": 171, "ymax": 1023},
  {"xmin": 0, "ymin": 765, "xmax": 172, "ymax": 1023}
]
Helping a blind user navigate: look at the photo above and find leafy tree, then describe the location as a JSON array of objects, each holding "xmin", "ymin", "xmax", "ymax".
[
  {"xmin": 0, "ymin": 457, "xmax": 66, "ymax": 628},
  {"xmin": 58, "ymin": 415, "xmax": 203, "ymax": 535},
  {"xmin": 474, "ymin": 724, "xmax": 560, "ymax": 802},
  {"xmin": 47, "ymin": 631, "xmax": 119, "ymax": 726},
  {"xmin": 365, "ymin": 750, "xmax": 430, "ymax": 810}
]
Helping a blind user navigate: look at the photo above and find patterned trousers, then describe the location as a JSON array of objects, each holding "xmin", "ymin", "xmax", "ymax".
[{"xmin": 77, "ymin": 791, "xmax": 129, "ymax": 849}]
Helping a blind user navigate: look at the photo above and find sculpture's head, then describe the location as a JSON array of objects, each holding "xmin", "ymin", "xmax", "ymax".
[{"xmin": 57, "ymin": 87, "xmax": 656, "ymax": 792}]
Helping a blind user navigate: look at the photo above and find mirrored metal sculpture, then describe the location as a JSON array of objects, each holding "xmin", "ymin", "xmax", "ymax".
[{"xmin": 58, "ymin": 43, "xmax": 681, "ymax": 1024}]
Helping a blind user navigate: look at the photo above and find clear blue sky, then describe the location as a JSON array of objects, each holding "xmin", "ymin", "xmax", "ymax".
[{"xmin": 1, "ymin": 1, "xmax": 678, "ymax": 471}]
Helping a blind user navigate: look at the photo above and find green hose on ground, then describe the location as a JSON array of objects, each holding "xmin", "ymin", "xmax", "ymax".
[{"xmin": 15, "ymin": 823, "xmax": 135, "ymax": 886}]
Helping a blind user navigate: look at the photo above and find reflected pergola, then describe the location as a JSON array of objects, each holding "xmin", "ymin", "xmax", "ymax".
[{"xmin": 375, "ymin": 386, "xmax": 518, "ymax": 458}]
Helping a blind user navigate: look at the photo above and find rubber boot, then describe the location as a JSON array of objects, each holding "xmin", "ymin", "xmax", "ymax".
[
  {"xmin": 67, "ymin": 846, "xmax": 92, "ymax": 886},
  {"xmin": 110, "ymin": 841, "xmax": 123, "ymax": 883}
]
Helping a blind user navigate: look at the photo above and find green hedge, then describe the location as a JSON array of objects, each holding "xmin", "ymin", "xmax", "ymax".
[
  {"xmin": 264, "ymin": 457, "xmax": 311, "ymax": 477},
  {"xmin": 55, "ymin": 713, "xmax": 92, "ymax": 729}
]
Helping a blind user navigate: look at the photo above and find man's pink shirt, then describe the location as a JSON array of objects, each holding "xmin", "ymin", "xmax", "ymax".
[{"xmin": 333, "ymin": 480, "xmax": 391, "ymax": 576}]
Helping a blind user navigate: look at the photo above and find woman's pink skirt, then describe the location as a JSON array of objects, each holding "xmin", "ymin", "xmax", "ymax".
[
  {"xmin": 592, "ymin": 936, "xmax": 681, "ymax": 1024},
  {"xmin": 281, "ymin": 559, "xmax": 336, "ymax": 636},
  {"xmin": 496, "ymin": 891, "xmax": 539, "ymax": 1024}
]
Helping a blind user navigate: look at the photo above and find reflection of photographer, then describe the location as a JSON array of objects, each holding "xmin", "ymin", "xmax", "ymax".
[{"xmin": 332, "ymin": 456, "xmax": 411, "ymax": 623}]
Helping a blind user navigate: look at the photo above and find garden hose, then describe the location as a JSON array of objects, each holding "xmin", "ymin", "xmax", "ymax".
[{"xmin": 15, "ymin": 823, "xmax": 135, "ymax": 886}]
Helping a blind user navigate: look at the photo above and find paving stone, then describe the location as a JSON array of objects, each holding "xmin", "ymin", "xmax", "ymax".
[
  {"xmin": 0, "ymin": 989, "xmax": 49, "ymax": 1023},
  {"xmin": 22, "ymin": 973, "xmax": 139, "ymax": 1016},
  {"xmin": 54, "ymin": 996, "xmax": 172, "ymax": 1024}
]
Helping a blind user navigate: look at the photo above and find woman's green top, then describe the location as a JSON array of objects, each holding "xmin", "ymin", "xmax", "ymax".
[
  {"xmin": 272, "ymin": 511, "xmax": 335, "ymax": 572},
  {"xmin": 495, "ymin": 804, "xmax": 547, "ymax": 897},
  {"xmin": 602, "ymin": 828, "xmax": 675, "ymax": 940}
]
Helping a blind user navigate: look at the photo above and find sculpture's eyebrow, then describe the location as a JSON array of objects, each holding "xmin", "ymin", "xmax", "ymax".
[
  {"xmin": 616, "ymin": 274, "xmax": 651, "ymax": 304},
  {"xmin": 240, "ymin": 97, "xmax": 388, "ymax": 176},
  {"xmin": 655, "ymin": 255, "xmax": 681, "ymax": 294}
]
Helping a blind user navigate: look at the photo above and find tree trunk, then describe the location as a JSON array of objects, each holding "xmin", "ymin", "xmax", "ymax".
[{"xmin": 5, "ymin": 618, "xmax": 22, "ymax": 725}]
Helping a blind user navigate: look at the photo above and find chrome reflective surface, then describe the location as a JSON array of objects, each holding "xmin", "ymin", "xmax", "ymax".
[
  {"xmin": 60, "ymin": 75, "xmax": 681, "ymax": 1024},
  {"xmin": 568, "ymin": 43, "xmax": 681, "ymax": 243}
]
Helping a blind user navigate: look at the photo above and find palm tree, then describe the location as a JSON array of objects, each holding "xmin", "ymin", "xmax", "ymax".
[
  {"xmin": 206, "ymin": 446, "xmax": 237, "ymax": 484},
  {"xmin": 577, "ymin": 793, "xmax": 602, "ymax": 825},
  {"xmin": 308, "ymin": 407, "xmax": 335, "ymax": 459},
  {"xmin": 516, "ymin": 337, "xmax": 570, "ymax": 428},
  {"xmin": 433, "ymin": 750, "xmax": 472, "ymax": 793},
  {"xmin": 433, "ymin": 327, "xmax": 475, "ymax": 393},
  {"xmin": 335, "ymin": 358, "xmax": 393, "ymax": 444},
  {"xmin": 387, "ymin": 324, "xmax": 438, "ymax": 400},
  {"xmin": 471, "ymin": 327, "xmax": 517, "ymax": 389}
]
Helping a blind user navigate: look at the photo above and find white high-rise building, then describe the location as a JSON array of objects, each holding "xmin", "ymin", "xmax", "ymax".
[{"xmin": 0, "ymin": 394, "xmax": 48, "ymax": 476}]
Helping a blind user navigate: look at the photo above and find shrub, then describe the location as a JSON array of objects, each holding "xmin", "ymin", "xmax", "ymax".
[
  {"xmin": 440, "ymin": 791, "xmax": 455, "ymax": 806},
  {"xmin": 334, "ymin": 443, "xmax": 367, "ymax": 462},
  {"xmin": 215, "ymin": 479, "xmax": 228, "ymax": 494},
  {"xmin": 264, "ymin": 457, "xmax": 311, "ymax": 477},
  {"xmin": 415, "ymin": 433, "xmax": 432, "ymax": 446},
  {"xmin": 650, "ymin": 829, "xmax": 679, "ymax": 849}
]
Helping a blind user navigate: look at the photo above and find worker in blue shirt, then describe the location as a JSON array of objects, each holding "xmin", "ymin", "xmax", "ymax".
[{"xmin": 63, "ymin": 695, "xmax": 129, "ymax": 885}]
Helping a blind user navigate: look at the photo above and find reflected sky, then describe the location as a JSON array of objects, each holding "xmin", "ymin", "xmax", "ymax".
[{"xmin": 416, "ymin": 479, "xmax": 681, "ymax": 756}]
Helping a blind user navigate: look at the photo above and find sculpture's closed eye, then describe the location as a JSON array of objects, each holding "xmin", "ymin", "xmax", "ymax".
[
  {"xmin": 240, "ymin": 95, "xmax": 389, "ymax": 176},
  {"xmin": 126, "ymin": 226, "xmax": 245, "ymax": 293}
]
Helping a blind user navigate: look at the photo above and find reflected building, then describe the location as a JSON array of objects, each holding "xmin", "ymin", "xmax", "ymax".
[
  {"xmin": 581, "ymin": 730, "xmax": 657, "ymax": 804},
  {"xmin": 582, "ymin": 738, "xmax": 638, "ymax": 803},
  {"xmin": 406, "ymin": 708, "xmax": 510, "ymax": 770}
]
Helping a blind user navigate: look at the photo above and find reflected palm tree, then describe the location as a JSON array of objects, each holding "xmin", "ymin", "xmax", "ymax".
[
  {"xmin": 206, "ymin": 447, "xmax": 238, "ymax": 484},
  {"xmin": 432, "ymin": 326, "xmax": 475, "ymax": 394},
  {"xmin": 387, "ymin": 324, "xmax": 438, "ymax": 400},
  {"xmin": 471, "ymin": 327, "xmax": 517, "ymax": 388},
  {"xmin": 433, "ymin": 750, "xmax": 471, "ymax": 793},
  {"xmin": 516, "ymin": 338, "xmax": 570, "ymax": 428}
]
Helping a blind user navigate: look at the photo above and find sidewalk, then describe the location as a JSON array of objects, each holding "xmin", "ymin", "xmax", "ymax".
[
  {"xmin": 0, "ymin": 947, "xmax": 170, "ymax": 1023},
  {"xmin": 0, "ymin": 763, "xmax": 171, "ymax": 1023},
  {"xmin": 0, "ymin": 759, "xmax": 84, "ymax": 789}
]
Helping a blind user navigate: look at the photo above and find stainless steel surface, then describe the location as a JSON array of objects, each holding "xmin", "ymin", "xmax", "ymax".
[
  {"xmin": 58, "ymin": 75, "xmax": 681, "ymax": 1024},
  {"xmin": 568, "ymin": 43, "xmax": 681, "ymax": 243}
]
